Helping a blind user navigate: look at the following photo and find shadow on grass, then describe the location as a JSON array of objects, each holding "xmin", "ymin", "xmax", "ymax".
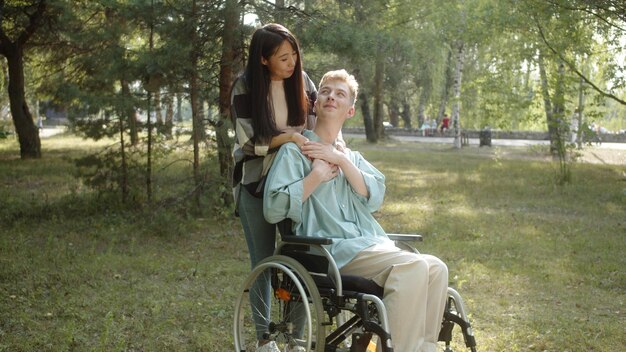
[{"xmin": 365, "ymin": 142, "xmax": 625, "ymax": 351}]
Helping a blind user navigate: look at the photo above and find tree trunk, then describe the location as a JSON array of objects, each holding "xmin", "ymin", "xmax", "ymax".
[
  {"xmin": 437, "ymin": 50, "xmax": 453, "ymax": 123},
  {"xmin": 576, "ymin": 64, "xmax": 586, "ymax": 149},
  {"xmin": 451, "ymin": 41, "xmax": 464, "ymax": 149},
  {"xmin": 146, "ymin": 90, "xmax": 153, "ymax": 203},
  {"xmin": 401, "ymin": 100, "xmax": 411, "ymax": 129},
  {"xmin": 121, "ymin": 79, "xmax": 139, "ymax": 145},
  {"xmin": 360, "ymin": 93, "xmax": 375, "ymax": 143},
  {"xmin": 274, "ymin": 0, "xmax": 285, "ymax": 23},
  {"xmin": 118, "ymin": 111, "xmax": 128, "ymax": 203},
  {"xmin": 217, "ymin": 0, "xmax": 238, "ymax": 188},
  {"xmin": 552, "ymin": 62, "xmax": 571, "ymax": 183},
  {"xmin": 145, "ymin": 2, "xmax": 156, "ymax": 203},
  {"xmin": 552, "ymin": 62, "xmax": 566, "ymax": 152},
  {"xmin": 372, "ymin": 53, "xmax": 384, "ymax": 141},
  {"xmin": 417, "ymin": 86, "xmax": 428, "ymax": 128},
  {"xmin": 154, "ymin": 90, "xmax": 163, "ymax": 127},
  {"xmin": 0, "ymin": 0, "xmax": 45, "ymax": 159},
  {"xmin": 190, "ymin": 0, "xmax": 201, "ymax": 190},
  {"xmin": 164, "ymin": 90, "xmax": 174, "ymax": 139},
  {"xmin": 388, "ymin": 101, "xmax": 399, "ymax": 127},
  {"xmin": 175, "ymin": 92, "xmax": 183, "ymax": 123},
  {"xmin": 538, "ymin": 51, "xmax": 558, "ymax": 153},
  {"xmin": 197, "ymin": 98, "xmax": 205, "ymax": 140},
  {"xmin": 553, "ymin": 64, "xmax": 565, "ymax": 119},
  {"xmin": 6, "ymin": 46, "xmax": 40, "ymax": 159}
]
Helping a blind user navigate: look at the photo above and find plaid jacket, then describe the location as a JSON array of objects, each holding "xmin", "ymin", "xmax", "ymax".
[{"xmin": 231, "ymin": 71, "xmax": 317, "ymax": 209}]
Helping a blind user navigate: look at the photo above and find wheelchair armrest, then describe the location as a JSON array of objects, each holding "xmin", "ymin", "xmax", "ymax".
[
  {"xmin": 281, "ymin": 235, "xmax": 333, "ymax": 245},
  {"xmin": 387, "ymin": 233, "xmax": 423, "ymax": 242}
]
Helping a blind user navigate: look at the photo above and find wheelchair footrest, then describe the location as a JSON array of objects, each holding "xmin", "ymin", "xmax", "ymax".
[
  {"xmin": 439, "ymin": 310, "xmax": 477, "ymax": 349},
  {"xmin": 350, "ymin": 332, "xmax": 373, "ymax": 352}
]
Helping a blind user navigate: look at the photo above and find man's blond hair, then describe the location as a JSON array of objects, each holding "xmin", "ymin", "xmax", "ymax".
[{"xmin": 319, "ymin": 69, "xmax": 359, "ymax": 105}]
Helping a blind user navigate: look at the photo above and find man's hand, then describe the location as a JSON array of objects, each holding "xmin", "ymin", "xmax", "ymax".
[
  {"xmin": 301, "ymin": 141, "xmax": 345, "ymax": 165},
  {"xmin": 304, "ymin": 141, "xmax": 368, "ymax": 198},
  {"xmin": 302, "ymin": 158, "xmax": 338, "ymax": 202},
  {"xmin": 312, "ymin": 158, "xmax": 339, "ymax": 183}
]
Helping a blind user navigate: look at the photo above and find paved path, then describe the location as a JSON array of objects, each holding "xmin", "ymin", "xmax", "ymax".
[
  {"xmin": 39, "ymin": 126, "xmax": 67, "ymax": 138},
  {"xmin": 39, "ymin": 126, "xmax": 626, "ymax": 151},
  {"xmin": 345, "ymin": 133, "xmax": 626, "ymax": 151}
]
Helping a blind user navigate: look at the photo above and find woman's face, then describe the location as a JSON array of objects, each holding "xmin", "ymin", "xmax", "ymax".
[{"xmin": 262, "ymin": 40, "xmax": 297, "ymax": 81}]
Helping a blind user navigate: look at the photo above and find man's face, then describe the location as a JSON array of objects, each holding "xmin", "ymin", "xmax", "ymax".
[{"xmin": 315, "ymin": 80, "xmax": 355, "ymax": 121}]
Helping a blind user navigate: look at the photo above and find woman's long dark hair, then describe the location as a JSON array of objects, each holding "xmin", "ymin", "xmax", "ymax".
[{"xmin": 244, "ymin": 23, "xmax": 308, "ymax": 143}]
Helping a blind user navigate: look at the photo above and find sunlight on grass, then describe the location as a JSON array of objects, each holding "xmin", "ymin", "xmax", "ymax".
[{"xmin": 1, "ymin": 135, "xmax": 624, "ymax": 351}]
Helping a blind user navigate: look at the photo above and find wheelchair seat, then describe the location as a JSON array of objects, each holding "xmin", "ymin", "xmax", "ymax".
[{"xmin": 278, "ymin": 238, "xmax": 384, "ymax": 298}]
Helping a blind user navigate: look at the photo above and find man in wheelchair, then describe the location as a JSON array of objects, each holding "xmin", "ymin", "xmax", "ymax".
[{"xmin": 262, "ymin": 69, "xmax": 448, "ymax": 352}]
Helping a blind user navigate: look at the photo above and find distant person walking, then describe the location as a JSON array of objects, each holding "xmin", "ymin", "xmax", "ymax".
[{"xmin": 439, "ymin": 113, "xmax": 450, "ymax": 135}]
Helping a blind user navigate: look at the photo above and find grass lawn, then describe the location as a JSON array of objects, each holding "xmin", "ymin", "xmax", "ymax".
[{"xmin": 1, "ymin": 133, "xmax": 624, "ymax": 351}]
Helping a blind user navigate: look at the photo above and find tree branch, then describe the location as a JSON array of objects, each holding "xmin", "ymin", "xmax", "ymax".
[
  {"xmin": 535, "ymin": 18, "xmax": 626, "ymax": 106},
  {"xmin": 543, "ymin": 0, "xmax": 626, "ymax": 31},
  {"xmin": 0, "ymin": 0, "xmax": 12, "ymax": 54},
  {"xmin": 17, "ymin": 0, "xmax": 46, "ymax": 46}
]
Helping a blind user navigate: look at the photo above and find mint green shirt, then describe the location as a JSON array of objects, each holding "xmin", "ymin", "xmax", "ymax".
[{"xmin": 263, "ymin": 130, "xmax": 394, "ymax": 269}]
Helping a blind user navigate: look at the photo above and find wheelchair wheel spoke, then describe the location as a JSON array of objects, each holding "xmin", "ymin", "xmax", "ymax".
[{"xmin": 234, "ymin": 256, "xmax": 326, "ymax": 352}]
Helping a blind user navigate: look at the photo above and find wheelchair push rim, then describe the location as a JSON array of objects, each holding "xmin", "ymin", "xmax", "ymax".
[{"xmin": 234, "ymin": 255, "xmax": 326, "ymax": 352}]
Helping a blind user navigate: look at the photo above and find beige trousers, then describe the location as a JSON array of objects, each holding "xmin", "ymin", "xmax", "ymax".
[{"xmin": 339, "ymin": 244, "xmax": 448, "ymax": 352}]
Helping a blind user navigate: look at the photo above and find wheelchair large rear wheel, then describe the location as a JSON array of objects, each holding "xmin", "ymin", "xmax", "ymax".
[{"xmin": 234, "ymin": 255, "xmax": 326, "ymax": 352}]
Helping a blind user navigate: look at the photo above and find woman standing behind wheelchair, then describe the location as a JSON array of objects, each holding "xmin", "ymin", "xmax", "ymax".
[{"xmin": 230, "ymin": 23, "xmax": 317, "ymax": 352}]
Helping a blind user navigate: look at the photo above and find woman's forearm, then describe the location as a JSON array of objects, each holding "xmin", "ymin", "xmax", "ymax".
[{"xmin": 269, "ymin": 131, "xmax": 307, "ymax": 149}]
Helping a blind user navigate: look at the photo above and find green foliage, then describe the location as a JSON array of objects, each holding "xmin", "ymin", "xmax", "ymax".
[
  {"xmin": 74, "ymin": 144, "xmax": 141, "ymax": 202},
  {"xmin": 1, "ymin": 0, "xmax": 625, "ymax": 217},
  {"xmin": 70, "ymin": 130, "xmax": 229, "ymax": 214},
  {"xmin": 295, "ymin": 0, "xmax": 625, "ymax": 134},
  {"xmin": 2, "ymin": 0, "xmax": 624, "ymax": 174},
  {"xmin": 0, "ymin": 119, "xmax": 13, "ymax": 138},
  {"xmin": 2, "ymin": 0, "xmax": 625, "ymax": 151}
]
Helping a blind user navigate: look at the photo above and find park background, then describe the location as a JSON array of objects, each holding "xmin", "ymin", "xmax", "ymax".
[{"xmin": 1, "ymin": 1, "xmax": 625, "ymax": 351}]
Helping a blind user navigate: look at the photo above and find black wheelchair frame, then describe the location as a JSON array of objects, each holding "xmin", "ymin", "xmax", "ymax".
[{"xmin": 234, "ymin": 222, "xmax": 477, "ymax": 352}]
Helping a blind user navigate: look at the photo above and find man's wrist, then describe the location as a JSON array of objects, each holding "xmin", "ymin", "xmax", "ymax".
[
  {"xmin": 335, "ymin": 153, "xmax": 350, "ymax": 169},
  {"xmin": 310, "ymin": 167, "xmax": 325, "ymax": 184}
]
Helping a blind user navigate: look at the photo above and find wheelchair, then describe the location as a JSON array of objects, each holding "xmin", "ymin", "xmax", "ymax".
[{"xmin": 233, "ymin": 221, "xmax": 477, "ymax": 352}]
